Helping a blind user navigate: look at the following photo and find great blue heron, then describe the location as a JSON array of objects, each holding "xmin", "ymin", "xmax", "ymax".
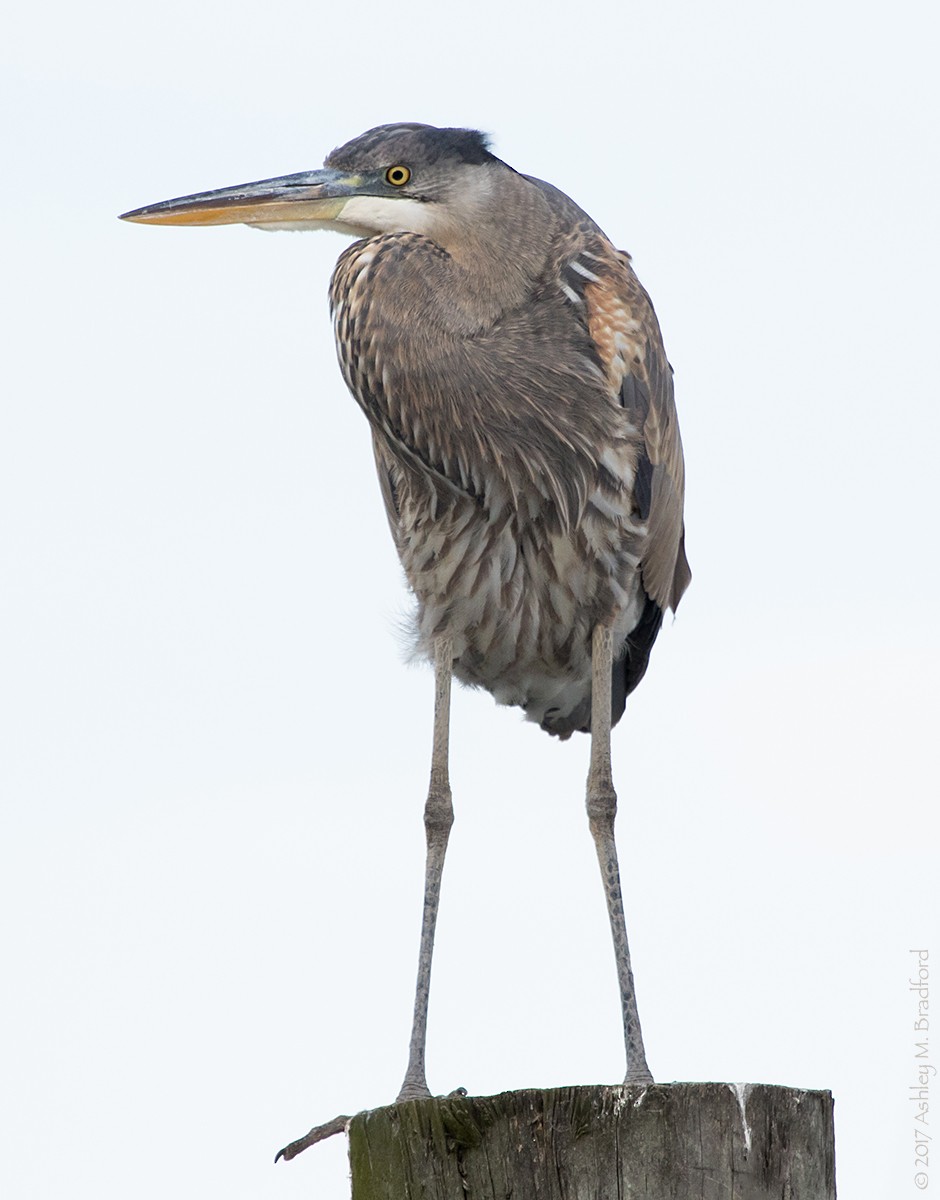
[{"xmin": 121, "ymin": 122, "xmax": 690, "ymax": 1105}]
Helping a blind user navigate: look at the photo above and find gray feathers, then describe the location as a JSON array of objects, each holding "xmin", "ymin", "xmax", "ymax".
[
  {"xmin": 327, "ymin": 124, "xmax": 497, "ymax": 171},
  {"xmin": 327, "ymin": 125, "xmax": 689, "ymax": 736}
]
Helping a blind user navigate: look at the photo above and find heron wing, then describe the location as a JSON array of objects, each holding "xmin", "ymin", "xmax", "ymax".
[{"xmin": 579, "ymin": 246, "xmax": 691, "ymax": 613}]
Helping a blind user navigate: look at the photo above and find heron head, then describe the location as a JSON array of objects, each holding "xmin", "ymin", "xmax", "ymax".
[{"xmin": 119, "ymin": 123, "xmax": 514, "ymax": 242}]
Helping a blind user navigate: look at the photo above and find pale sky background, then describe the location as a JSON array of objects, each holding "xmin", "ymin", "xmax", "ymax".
[{"xmin": 2, "ymin": 1, "xmax": 937, "ymax": 1197}]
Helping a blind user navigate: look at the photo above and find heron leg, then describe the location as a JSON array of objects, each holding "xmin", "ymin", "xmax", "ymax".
[
  {"xmin": 397, "ymin": 635, "xmax": 454, "ymax": 1102},
  {"xmin": 587, "ymin": 624, "xmax": 654, "ymax": 1085}
]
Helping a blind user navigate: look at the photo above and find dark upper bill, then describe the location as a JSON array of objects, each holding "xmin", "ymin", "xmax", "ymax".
[{"xmin": 119, "ymin": 168, "xmax": 363, "ymax": 227}]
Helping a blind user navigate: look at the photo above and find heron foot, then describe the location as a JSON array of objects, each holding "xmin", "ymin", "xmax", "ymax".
[
  {"xmin": 276, "ymin": 1086, "xmax": 468, "ymax": 1163},
  {"xmin": 274, "ymin": 1113, "xmax": 350, "ymax": 1163},
  {"xmin": 624, "ymin": 1069, "xmax": 655, "ymax": 1086},
  {"xmin": 396, "ymin": 1078, "xmax": 433, "ymax": 1102}
]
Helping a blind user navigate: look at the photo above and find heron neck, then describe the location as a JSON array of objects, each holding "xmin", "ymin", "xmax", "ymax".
[{"xmin": 433, "ymin": 173, "xmax": 559, "ymax": 325}]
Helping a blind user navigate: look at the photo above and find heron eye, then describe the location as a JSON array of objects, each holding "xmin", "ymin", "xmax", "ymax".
[{"xmin": 385, "ymin": 165, "xmax": 411, "ymax": 187}]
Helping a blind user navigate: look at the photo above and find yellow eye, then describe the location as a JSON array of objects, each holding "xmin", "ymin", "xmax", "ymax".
[{"xmin": 385, "ymin": 165, "xmax": 411, "ymax": 186}]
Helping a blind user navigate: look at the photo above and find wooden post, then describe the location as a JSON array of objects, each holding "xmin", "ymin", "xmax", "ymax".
[{"xmin": 347, "ymin": 1083, "xmax": 835, "ymax": 1199}]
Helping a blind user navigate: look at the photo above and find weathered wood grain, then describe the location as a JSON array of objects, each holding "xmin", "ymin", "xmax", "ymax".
[{"xmin": 348, "ymin": 1083, "xmax": 835, "ymax": 1199}]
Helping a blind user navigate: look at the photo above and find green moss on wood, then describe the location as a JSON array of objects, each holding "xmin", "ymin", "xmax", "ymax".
[{"xmin": 348, "ymin": 1083, "xmax": 835, "ymax": 1200}]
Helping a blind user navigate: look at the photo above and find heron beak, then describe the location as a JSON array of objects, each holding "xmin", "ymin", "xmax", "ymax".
[{"xmin": 119, "ymin": 168, "xmax": 362, "ymax": 227}]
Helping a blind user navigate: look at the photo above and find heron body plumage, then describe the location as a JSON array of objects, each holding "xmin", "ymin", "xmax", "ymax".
[
  {"xmin": 120, "ymin": 121, "xmax": 690, "ymax": 1098},
  {"xmin": 326, "ymin": 131, "xmax": 689, "ymax": 736}
]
